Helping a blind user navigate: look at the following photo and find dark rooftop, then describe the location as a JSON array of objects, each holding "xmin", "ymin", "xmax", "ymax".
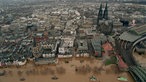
[{"xmin": 129, "ymin": 24, "xmax": 146, "ymax": 35}]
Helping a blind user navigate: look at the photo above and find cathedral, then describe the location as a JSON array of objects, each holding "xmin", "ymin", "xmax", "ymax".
[{"xmin": 97, "ymin": 3, "xmax": 113, "ymax": 35}]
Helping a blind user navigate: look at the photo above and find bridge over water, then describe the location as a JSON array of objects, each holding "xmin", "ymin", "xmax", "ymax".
[{"xmin": 114, "ymin": 25, "xmax": 146, "ymax": 82}]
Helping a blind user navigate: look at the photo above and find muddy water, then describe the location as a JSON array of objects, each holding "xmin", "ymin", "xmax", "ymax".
[
  {"xmin": 133, "ymin": 52, "xmax": 146, "ymax": 68},
  {"xmin": 0, "ymin": 58, "xmax": 135, "ymax": 82}
]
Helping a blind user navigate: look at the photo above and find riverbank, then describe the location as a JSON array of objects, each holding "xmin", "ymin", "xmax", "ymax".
[{"xmin": 0, "ymin": 58, "xmax": 134, "ymax": 82}]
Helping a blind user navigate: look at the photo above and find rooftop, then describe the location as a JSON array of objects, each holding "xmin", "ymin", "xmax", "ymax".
[
  {"xmin": 119, "ymin": 24, "xmax": 146, "ymax": 42},
  {"xmin": 129, "ymin": 24, "xmax": 146, "ymax": 35},
  {"xmin": 91, "ymin": 39, "xmax": 101, "ymax": 51},
  {"xmin": 77, "ymin": 40, "xmax": 88, "ymax": 50}
]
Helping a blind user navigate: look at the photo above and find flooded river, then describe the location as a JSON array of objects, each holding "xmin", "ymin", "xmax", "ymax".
[{"xmin": 0, "ymin": 58, "xmax": 135, "ymax": 82}]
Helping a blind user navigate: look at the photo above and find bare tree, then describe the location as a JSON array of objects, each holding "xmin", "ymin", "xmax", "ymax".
[
  {"xmin": 25, "ymin": 70, "xmax": 30, "ymax": 76},
  {"xmin": 86, "ymin": 64, "xmax": 91, "ymax": 73},
  {"xmin": 90, "ymin": 58, "xmax": 94, "ymax": 64},
  {"xmin": 75, "ymin": 65, "xmax": 91, "ymax": 74},
  {"xmin": 8, "ymin": 70, "xmax": 13, "ymax": 76},
  {"xmin": 104, "ymin": 65, "xmax": 119, "ymax": 74},
  {"xmin": 17, "ymin": 71, "xmax": 23, "ymax": 76},
  {"xmin": 56, "ymin": 66, "xmax": 66, "ymax": 74},
  {"xmin": 92, "ymin": 66, "xmax": 101, "ymax": 74},
  {"xmin": 40, "ymin": 69, "xmax": 48, "ymax": 75},
  {"xmin": 47, "ymin": 68, "xmax": 55, "ymax": 75}
]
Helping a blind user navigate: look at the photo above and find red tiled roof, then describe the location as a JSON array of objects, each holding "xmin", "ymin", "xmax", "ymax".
[
  {"xmin": 102, "ymin": 42, "xmax": 114, "ymax": 51},
  {"xmin": 117, "ymin": 55, "xmax": 128, "ymax": 69}
]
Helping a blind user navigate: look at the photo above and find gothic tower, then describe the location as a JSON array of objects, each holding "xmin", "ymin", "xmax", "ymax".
[{"xmin": 103, "ymin": 3, "xmax": 108, "ymax": 20}]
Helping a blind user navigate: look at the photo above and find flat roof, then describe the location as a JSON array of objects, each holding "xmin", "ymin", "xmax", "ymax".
[
  {"xmin": 77, "ymin": 40, "xmax": 88, "ymax": 50},
  {"xmin": 119, "ymin": 24, "xmax": 146, "ymax": 42},
  {"xmin": 129, "ymin": 24, "xmax": 146, "ymax": 35},
  {"xmin": 119, "ymin": 32, "xmax": 141, "ymax": 42},
  {"xmin": 91, "ymin": 39, "xmax": 101, "ymax": 51}
]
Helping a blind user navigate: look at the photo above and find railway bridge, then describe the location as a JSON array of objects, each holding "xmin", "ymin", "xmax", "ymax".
[{"xmin": 115, "ymin": 25, "xmax": 146, "ymax": 82}]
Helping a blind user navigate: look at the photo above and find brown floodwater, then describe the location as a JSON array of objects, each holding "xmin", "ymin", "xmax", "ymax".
[
  {"xmin": 0, "ymin": 58, "xmax": 135, "ymax": 82},
  {"xmin": 133, "ymin": 52, "xmax": 146, "ymax": 68}
]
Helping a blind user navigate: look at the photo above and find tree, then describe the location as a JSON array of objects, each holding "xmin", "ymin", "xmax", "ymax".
[
  {"xmin": 17, "ymin": 71, "xmax": 23, "ymax": 76},
  {"xmin": 56, "ymin": 66, "xmax": 66, "ymax": 74}
]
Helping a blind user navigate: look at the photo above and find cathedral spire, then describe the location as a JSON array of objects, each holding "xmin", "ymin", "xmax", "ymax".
[
  {"xmin": 98, "ymin": 3, "xmax": 103, "ymax": 20},
  {"xmin": 103, "ymin": 3, "xmax": 108, "ymax": 20}
]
